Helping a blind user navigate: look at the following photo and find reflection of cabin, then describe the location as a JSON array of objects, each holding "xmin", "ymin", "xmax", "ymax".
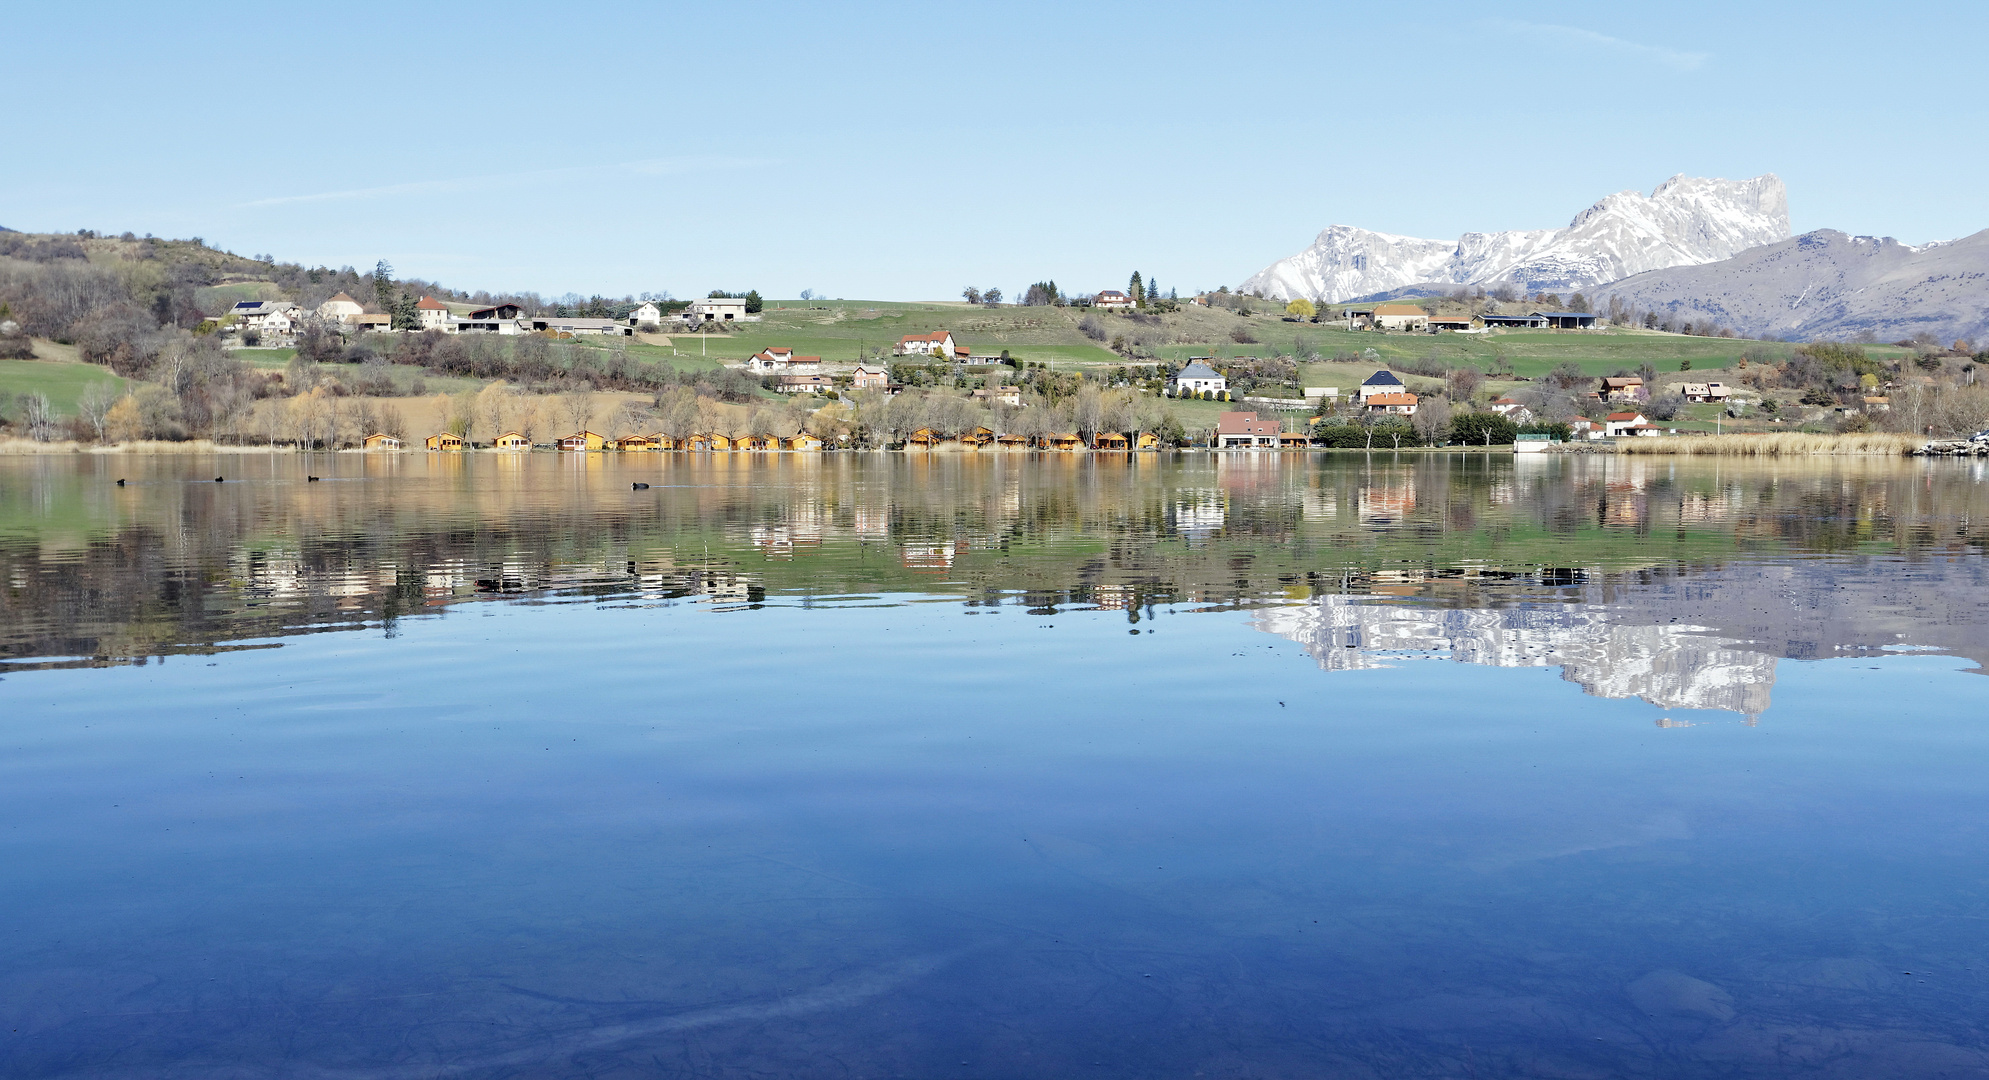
[
  {"xmin": 906, "ymin": 428, "xmax": 942, "ymax": 448},
  {"xmin": 557, "ymin": 431, "xmax": 607, "ymax": 451},
  {"xmin": 615, "ymin": 434, "xmax": 657, "ymax": 451},
  {"xmin": 1279, "ymin": 432, "xmax": 1312, "ymax": 448},
  {"xmin": 363, "ymin": 433, "xmax": 402, "ymax": 450},
  {"xmin": 1135, "ymin": 432, "xmax": 1160, "ymax": 449},
  {"xmin": 996, "ymin": 433, "xmax": 1029, "ymax": 448},
  {"xmin": 785, "ymin": 433, "xmax": 823, "ymax": 450},
  {"xmin": 1092, "ymin": 432, "xmax": 1129, "ymax": 450},
  {"xmin": 1044, "ymin": 433, "xmax": 1083, "ymax": 451},
  {"xmin": 492, "ymin": 431, "xmax": 531, "ymax": 450},
  {"xmin": 424, "ymin": 432, "xmax": 466, "ymax": 451}
]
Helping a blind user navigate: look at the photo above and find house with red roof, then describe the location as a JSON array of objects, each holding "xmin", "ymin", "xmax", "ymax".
[
  {"xmin": 1093, "ymin": 290, "xmax": 1136, "ymax": 311},
  {"xmin": 415, "ymin": 295, "xmax": 451, "ymax": 331},
  {"xmin": 1605, "ymin": 411, "xmax": 1663, "ymax": 437},
  {"xmin": 745, "ymin": 348, "xmax": 822, "ymax": 374},
  {"xmin": 1364, "ymin": 392, "xmax": 1420, "ymax": 416},
  {"xmin": 1215, "ymin": 411, "xmax": 1283, "ymax": 448}
]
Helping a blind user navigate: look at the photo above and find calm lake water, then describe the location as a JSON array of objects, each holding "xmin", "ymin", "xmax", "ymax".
[{"xmin": 2, "ymin": 451, "xmax": 1988, "ymax": 1079}]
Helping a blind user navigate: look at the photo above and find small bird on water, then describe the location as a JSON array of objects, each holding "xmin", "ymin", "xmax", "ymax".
[
  {"xmin": 214, "ymin": 476, "xmax": 224, "ymax": 483},
  {"xmin": 114, "ymin": 479, "xmax": 125, "ymax": 486},
  {"xmin": 307, "ymin": 476, "xmax": 321, "ymax": 482},
  {"xmin": 632, "ymin": 482, "xmax": 650, "ymax": 490}
]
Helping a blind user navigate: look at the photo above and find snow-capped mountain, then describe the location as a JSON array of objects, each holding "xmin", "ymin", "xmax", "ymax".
[{"xmin": 1241, "ymin": 174, "xmax": 1790, "ymax": 303}]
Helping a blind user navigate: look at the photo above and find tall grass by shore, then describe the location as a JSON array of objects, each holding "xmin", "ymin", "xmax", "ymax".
[{"xmin": 1617, "ymin": 433, "xmax": 1923, "ymax": 456}]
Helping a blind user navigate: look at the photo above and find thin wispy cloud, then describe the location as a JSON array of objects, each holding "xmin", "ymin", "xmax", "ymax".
[
  {"xmin": 1489, "ymin": 21, "xmax": 1710, "ymax": 71},
  {"xmin": 243, "ymin": 156, "xmax": 764, "ymax": 208}
]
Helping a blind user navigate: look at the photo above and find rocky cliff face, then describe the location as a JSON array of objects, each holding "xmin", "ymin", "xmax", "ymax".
[
  {"xmin": 1589, "ymin": 228, "xmax": 1989, "ymax": 344},
  {"xmin": 1242, "ymin": 174, "xmax": 1790, "ymax": 303}
]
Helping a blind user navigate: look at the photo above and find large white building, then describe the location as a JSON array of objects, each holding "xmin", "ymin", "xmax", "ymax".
[{"xmin": 682, "ymin": 298, "xmax": 749, "ymax": 324}]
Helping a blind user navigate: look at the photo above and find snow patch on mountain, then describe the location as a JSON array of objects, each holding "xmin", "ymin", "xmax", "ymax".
[{"xmin": 1242, "ymin": 174, "xmax": 1790, "ymax": 303}]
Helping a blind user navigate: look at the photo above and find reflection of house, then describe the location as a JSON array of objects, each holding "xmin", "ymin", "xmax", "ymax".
[
  {"xmin": 424, "ymin": 432, "xmax": 466, "ymax": 451},
  {"xmin": 557, "ymin": 431, "xmax": 608, "ymax": 451},
  {"xmin": 492, "ymin": 431, "xmax": 531, "ymax": 450},
  {"xmin": 1216, "ymin": 410, "xmax": 1281, "ymax": 448},
  {"xmin": 363, "ymin": 433, "xmax": 402, "ymax": 450}
]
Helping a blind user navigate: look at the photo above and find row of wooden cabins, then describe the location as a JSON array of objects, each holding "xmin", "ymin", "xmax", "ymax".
[
  {"xmin": 902, "ymin": 427, "xmax": 1165, "ymax": 450},
  {"xmin": 379, "ymin": 431, "xmax": 828, "ymax": 452}
]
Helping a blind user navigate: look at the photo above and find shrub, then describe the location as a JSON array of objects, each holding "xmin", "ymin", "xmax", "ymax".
[
  {"xmin": 1230, "ymin": 327, "xmax": 1257, "ymax": 344},
  {"xmin": 1449, "ymin": 412, "xmax": 1518, "ymax": 445}
]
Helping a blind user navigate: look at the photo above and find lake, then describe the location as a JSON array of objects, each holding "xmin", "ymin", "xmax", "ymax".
[{"xmin": 2, "ymin": 451, "xmax": 1987, "ymax": 1079}]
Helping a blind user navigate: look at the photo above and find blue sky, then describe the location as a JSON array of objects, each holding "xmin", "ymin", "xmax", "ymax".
[{"xmin": 7, "ymin": 0, "xmax": 1982, "ymax": 301}]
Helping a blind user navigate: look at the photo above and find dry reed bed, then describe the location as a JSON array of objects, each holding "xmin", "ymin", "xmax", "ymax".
[{"xmin": 1616, "ymin": 433, "xmax": 1923, "ymax": 456}]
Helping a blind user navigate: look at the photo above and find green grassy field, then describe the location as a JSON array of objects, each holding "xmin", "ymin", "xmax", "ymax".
[{"xmin": 0, "ymin": 356, "xmax": 129, "ymax": 414}]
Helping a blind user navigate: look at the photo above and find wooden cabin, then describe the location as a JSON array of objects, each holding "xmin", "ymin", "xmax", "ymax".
[
  {"xmin": 492, "ymin": 431, "xmax": 531, "ymax": 450},
  {"xmin": 707, "ymin": 433, "xmax": 734, "ymax": 451},
  {"xmin": 1092, "ymin": 432, "xmax": 1129, "ymax": 450},
  {"xmin": 614, "ymin": 434, "xmax": 658, "ymax": 452},
  {"xmin": 995, "ymin": 433, "xmax": 1029, "ymax": 449},
  {"xmin": 556, "ymin": 431, "xmax": 607, "ymax": 451},
  {"xmin": 363, "ymin": 433, "xmax": 402, "ymax": 450},
  {"xmin": 424, "ymin": 432, "xmax": 466, "ymax": 451},
  {"xmin": 965, "ymin": 426, "xmax": 995, "ymax": 447},
  {"xmin": 1278, "ymin": 432, "xmax": 1312, "ymax": 449},
  {"xmin": 649, "ymin": 433, "xmax": 677, "ymax": 451},
  {"xmin": 1135, "ymin": 432, "xmax": 1160, "ymax": 449},
  {"xmin": 785, "ymin": 434, "xmax": 823, "ymax": 451},
  {"xmin": 1045, "ymin": 433, "xmax": 1083, "ymax": 451},
  {"xmin": 734, "ymin": 434, "xmax": 773, "ymax": 451},
  {"xmin": 684, "ymin": 434, "xmax": 713, "ymax": 452},
  {"xmin": 906, "ymin": 428, "xmax": 942, "ymax": 448}
]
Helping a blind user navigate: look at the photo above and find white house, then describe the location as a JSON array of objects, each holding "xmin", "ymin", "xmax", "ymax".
[
  {"xmin": 894, "ymin": 330, "xmax": 957, "ymax": 358},
  {"xmin": 228, "ymin": 300, "xmax": 298, "ymax": 330},
  {"xmin": 316, "ymin": 292, "xmax": 363, "ymax": 321},
  {"xmin": 1216, "ymin": 410, "xmax": 1281, "ymax": 448},
  {"xmin": 682, "ymin": 298, "xmax": 749, "ymax": 324},
  {"xmin": 1369, "ymin": 303, "xmax": 1428, "ymax": 331},
  {"xmin": 627, "ymin": 302, "xmax": 662, "ymax": 328},
  {"xmin": 1681, "ymin": 381, "xmax": 1731, "ymax": 403},
  {"xmin": 1605, "ymin": 411, "xmax": 1662, "ymax": 437},
  {"xmin": 851, "ymin": 364, "xmax": 889, "ymax": 390},
  {"xmin": 415, "ymin": 296, "xmax": 452, "ymax": 331},
  {"xmin": 1489, "ymin": 396, "xmax": 1534, "ymax": 423},
  {"xmin": 746, "ymin": 348, "xmax": 822, "ymax": 374},
  {"xmin": 1357, "ymin": 369, "xmax": 1407, "ymax": 402},
  {"xmin": 1093, "ymin": 290, "xmax": 1135, "ymax": 310},
  {"xmin": 1171, "ymin": 361, "xmax": 1227, "ymax": 396},
  {"xmin": 1364, "ymin": 392, "xmax": 1419, "ymax": 415}
]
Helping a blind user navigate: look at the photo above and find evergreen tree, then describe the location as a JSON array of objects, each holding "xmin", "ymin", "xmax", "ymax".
[
  {"xmin": 373, "ymin": 260, "xmax": 395, "ymax": 312},
  {"xmin": 392, "ymin": 291, "xmax": 419, "ymax": 331},
  {"xmin": 1129, "ymin": 272, "xmax": 1143, "ymax": 305},
  {"xmin": 744, "ymin": 290, "xmax": 763, "ymax": 314}
]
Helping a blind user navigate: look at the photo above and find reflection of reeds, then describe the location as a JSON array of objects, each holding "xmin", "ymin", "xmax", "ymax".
[{"xmin": 1617, "ymin": 433, "xmax": 1921, "ymax": 456}]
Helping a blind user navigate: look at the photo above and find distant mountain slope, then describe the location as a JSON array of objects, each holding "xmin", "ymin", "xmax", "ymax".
[
  {"xmin": 1242, "ymin": 175, "xmax": 1790, "ymax": 303},
  {"xmin": 1590, "ymin": 229, "xmax": 1989, "ymax": 344}
]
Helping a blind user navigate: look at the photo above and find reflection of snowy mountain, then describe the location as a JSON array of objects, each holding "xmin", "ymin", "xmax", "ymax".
[{"xmin": 1256, "ymin": 598, "xmax": 1776, "ymax": 717}]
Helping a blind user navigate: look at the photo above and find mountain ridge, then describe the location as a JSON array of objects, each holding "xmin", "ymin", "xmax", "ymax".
[{"xmin": 1242, "ymin": 174, "xmax": 1790, "ymax": 303}]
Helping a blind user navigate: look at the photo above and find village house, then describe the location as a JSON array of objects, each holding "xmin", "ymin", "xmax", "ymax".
[
  {"xmin": 362, "ymin": 433, "xmax": 402, "ymax": 450},
  {"xmin": 527, "ymin": 316, "xmax": 629, "ymax": 336},
  {"xmin": 894, "ymin": 330, "xmax": 957, "ymax": 359},
  {"xmin": 1680, "ymin": 381, "xmax": 1732, "ymax": 403},
  {"xmin": 1567, "ymin": 418, "xmax": 1602, "ymax": 440},
  {"xmin": 1093, "ymin": 432, "xmax": 1130, "ymax": 450},
  {"xmin": 626, "ymin": 301, "xmax": 662, "ymax": 328},
  {"xmin": 1216, "ymin": 410, "xmax": 1282, "ymax": 448},
  {"xmin": 1171, "ymin": 361, "xmax": 1227, "ymax": 396},
  {"xmin": 786, "ymin": 433, "xmax": 824, "ymax": 451},
  {"xmin": 971, "ymin": 384, "xmax": 1021, "ymax": 406},
  {"xmin": 746, "ymin": 348, "xmax": 822, "ymax": 374},
  {"xmin": 1043, "ymin": 433, "xmax": 1084, "ymax": 451},
  {"xmin": 415, "ymin": 296, "xmax": 452, "ymax": 331},
  {"xmin": 1605, "ymin": 412, "xmax": 1662, "ymax": 437},
  {"xmin": 1365, "ymin": 392, "xmax": 1420, "ymax": 416},
  {"xmin": 615, "ymin": 434, "xmax": 658, "ymax": 451},
  {"xmin": 1427, "ymin": 314, "xmax": 1476, "ymax": 332},
  {"xmin": 681, "ymin": 297, "xmax": 748, "ymax": 324},
  {"xmin": 492, "ymin": 431, "xmax": 531, "ymax": 450},
  {"xmin": 851, "ymin": 364, "xmax": 889, "ymax": 390},
  {"xmin": 1481, "ymin": 313, "xmax": 1549, "ymax": 329},
  {"xmin": 774, "ymin": 374, "xmax": 834, "ymax": 394},
  {"xmin": 316, "ymin": 293, "xmax": 363, "ymax": 321},
  {"xmin": 1357, "ymin": 369, "xmax": 1407, "ymax": 402},
  {"xmin": 352, "ymin": 313, "xmax": 393, "ymax": 333},
  {"xmin": 1535, "ymin": 310, "xmax": 1599, "ymax": 329},
  {"xmin": 1369, "ymin": 303, "xmax": 1429, "ymax": 331},
  {"xmin": 1489, "ymin": 396, "xmax": 1534, "ymax": 423},
  {"xmin": 1093, "ymin": 290, "xmax": 1135, "ymax": 311},
  {"xmin": 557, "ymin": 431, "xmax": 608, "ymax": 451},
  {"xmin": 423, "ymin": 432, "xmax": 466, "ymax": 451},
  {"xmin": 228, "ymin": 300, "xmax": 298, "ymax": 337},
  {"xmin": 1599, "ymin": 376, "xmax": 1645, "ymax": 402}
]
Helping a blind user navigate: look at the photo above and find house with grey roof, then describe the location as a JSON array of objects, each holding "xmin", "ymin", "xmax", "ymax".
[
  {"xmin": 1171, "ymin": 361, "xmax": 1226, "ymax": 396},
  {"xmin": 1357, "ymin": 369, "xmax": 1405, "ymax": 401}
]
